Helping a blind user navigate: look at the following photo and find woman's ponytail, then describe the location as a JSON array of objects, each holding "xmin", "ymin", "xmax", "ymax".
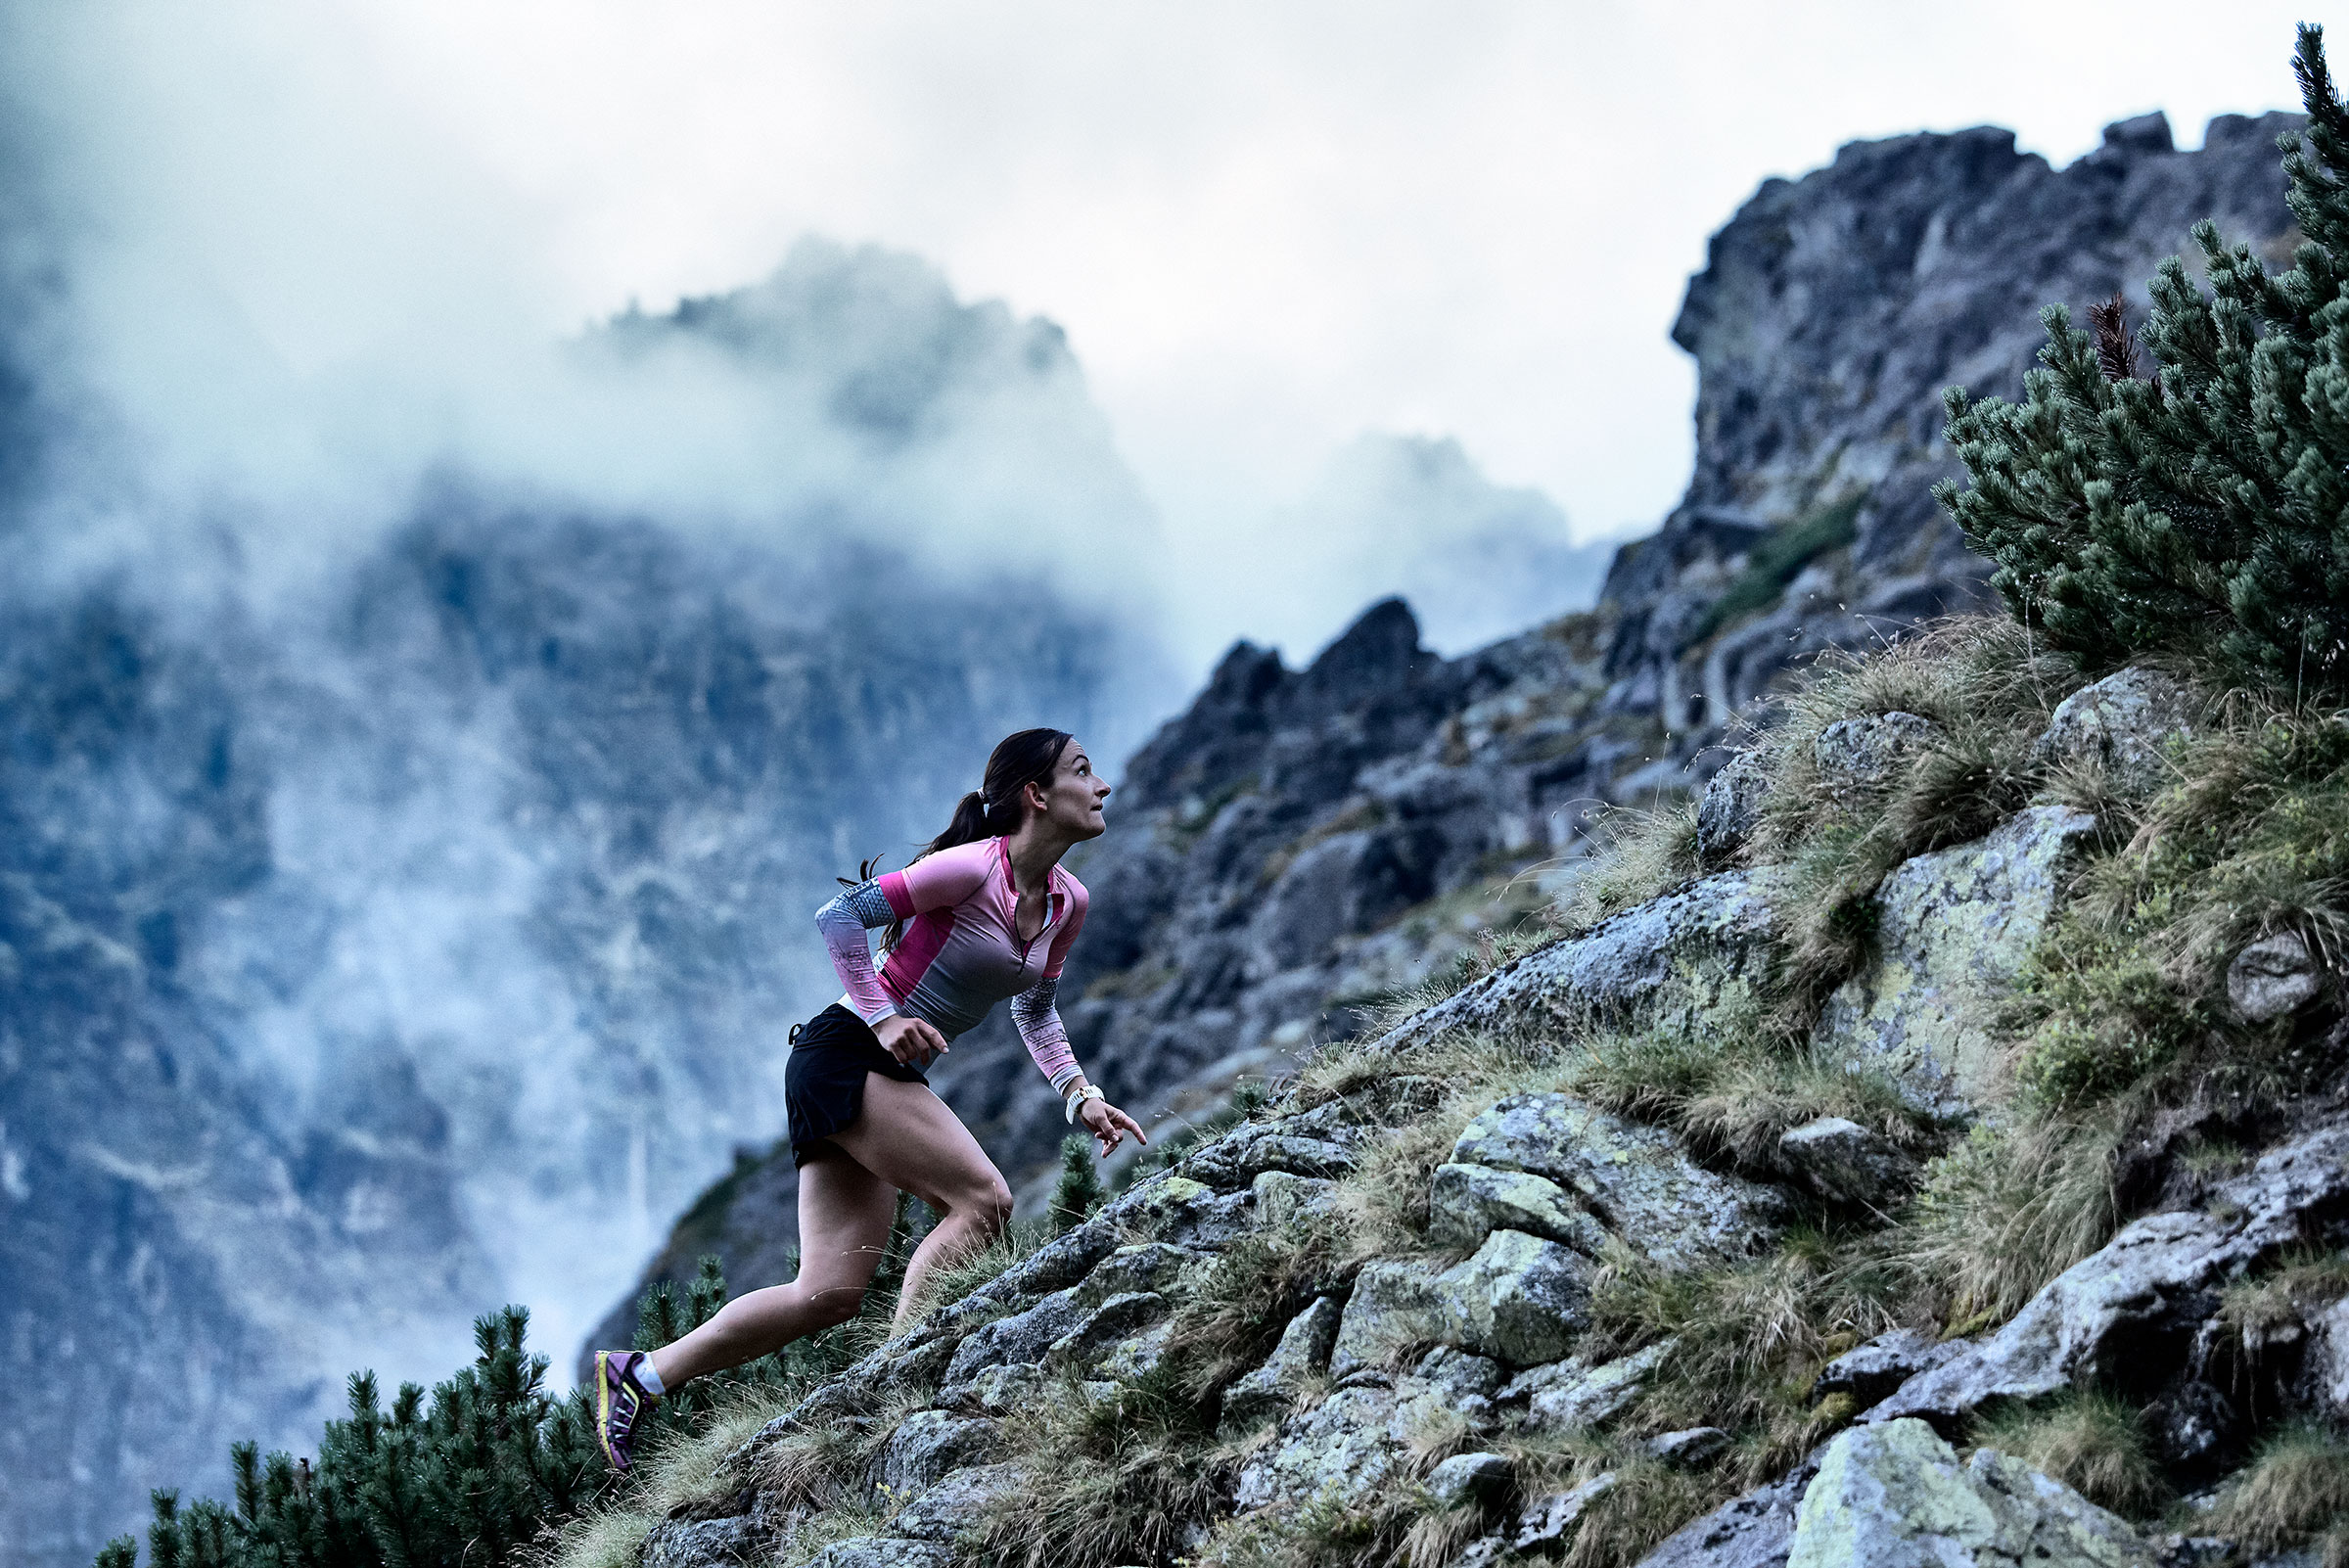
[
  {"xmin": 934, "ymin": 789, "xmax": 1001, "ymax": 854},
  {"xmin": 845, "ymin": 729, "xmax": 1074, "ymax": 948}
]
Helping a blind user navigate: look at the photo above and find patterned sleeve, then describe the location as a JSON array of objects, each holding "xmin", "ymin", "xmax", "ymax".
[
  {"xmin": 814, "ymin": 880, "xmax": 900, "ymax": 1025},
  {"xmin": 1013, "ymin": 874, "xmax": 1089, "ymax": 1091},
  {"xmin": 1010, "ymin": 975, "xmax": 1082, "ymax": 1093}
]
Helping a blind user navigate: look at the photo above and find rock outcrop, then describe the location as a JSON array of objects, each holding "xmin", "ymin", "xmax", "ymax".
[{"xmin": 1812, "ymin": 805, "xmax": 2101, "ymax": 1111}]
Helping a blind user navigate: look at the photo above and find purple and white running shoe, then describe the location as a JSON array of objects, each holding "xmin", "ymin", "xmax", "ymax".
[{"xmin": 592, "ymin": 1350, "xmax": 660, "ymax": 1473}]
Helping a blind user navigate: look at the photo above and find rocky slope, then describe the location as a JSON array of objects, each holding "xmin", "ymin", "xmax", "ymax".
[
  {"xmin": 593, "ymin": 107, "xmax": 2307, "ymax": 1353},
  {"xmin": 602, "ymin": 649, "xmax": 2349, "ymax": 1568}
]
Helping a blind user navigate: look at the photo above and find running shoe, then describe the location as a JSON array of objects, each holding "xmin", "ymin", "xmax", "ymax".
[{"xmin": 592, "ymin": 1350, "xmax": 660, "ymax": 1473}]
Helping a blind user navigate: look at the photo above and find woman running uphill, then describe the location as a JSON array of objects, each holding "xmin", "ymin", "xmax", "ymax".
[{"xmin": 590, "ymin": 728, "xmax": 1147, "ymax": 1472}]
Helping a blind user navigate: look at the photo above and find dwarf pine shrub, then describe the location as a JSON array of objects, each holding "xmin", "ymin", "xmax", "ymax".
[
  {"xmin": 1938, "ymin": 23, "xmax": 2349, "ymax": 698},
  {"xmin": 1050, "ymin": 1131, "xmax": 1109, "ymax": 1232},
  {"xmin": 101, "ymin": 1256, "xmax": 877, "ymax": 1568}
]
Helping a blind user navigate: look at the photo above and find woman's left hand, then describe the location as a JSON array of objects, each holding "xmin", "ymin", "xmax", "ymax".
[{"xmin": 1079, "ymin": 1095, "xmax": 1147, "ymax": 1158}]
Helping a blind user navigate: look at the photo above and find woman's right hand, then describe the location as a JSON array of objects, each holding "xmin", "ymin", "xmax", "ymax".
[{"xmin": 874, "ymin": 1014, "xmax": 949, "ymax": 1068}]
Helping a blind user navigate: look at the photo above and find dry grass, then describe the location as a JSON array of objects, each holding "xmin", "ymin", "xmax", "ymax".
[
  {"xmin": 1317, "ymin": 1031, "xmax": 1580, "ymax": 1255},
  {"xmin": 1552, "ymin": 798, "xmax": 1703, "ymax": 939},
  {"xmin": 1998, "ymin": 694, "xmax": 2349, "ymax": 1122},
  {"xmin": 749, "ymin": 1383, "xmax": 928, "ymax": 1520},
  {"xmin": 1973, "ymin": 1392, "xmax": 2166, "ymax": 1516},
  {"xmin": 626, "ymin": 1387, "xmax": 795, "ymax": 1519},
  {"xmin": 1396, "ymin": 1499, "xmax": 1492, "ymax": 1568},
  {"xmin": 1586, "ymin": 1228, "xmax": 1900, "ymax": 1474},
  {"xmin": 1566, "ymin": 990, "xmax": 1943, "ymax": 1176},
  {"xmin": 892, "ymin": 1219, "xmax": 1051, "ymax": 1333},
  {"xmin": 1190, "ymin": 1488, "xmax": 1413, "ymax": 1568},
  {"xmin": 1891, "ymin": 1113, "xmax": 2123, "ymax": 1333},
  {"xmin": 973, "ymin": 1370, "xmax": 1232, "ymax": 1568},
  {"xmin": 1747, "ymin": 618, "xmax": 2082, "ymax": 864},
  {"xmin": 1158, "ymin": 1210, "xmax": 1356, "ymax": 1401},
  {"xmin": 2221, "ymin": 1250, "xmax": 2349, "ymax": 1359},
  {"xmin": 538, "ymin": 1504, "xmax": 657, "ymax": 1568},
  {"xmin": 1723, "ymin": 618, "xmax": 2091, "ymax": 1014},
  {"xmin": 2211, "ymin": 1422, "xmax": 2349, "ymax": 1557}
]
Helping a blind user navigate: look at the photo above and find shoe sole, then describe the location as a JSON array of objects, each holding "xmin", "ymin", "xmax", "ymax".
[{"xmin": 594, "ymin": 1351, "xmax": 629, "ymax": 1473}]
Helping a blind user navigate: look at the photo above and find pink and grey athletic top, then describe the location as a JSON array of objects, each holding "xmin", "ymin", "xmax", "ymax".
[{"xmin": 815, "ymin": 836, "xmax": 1088, "ymax": 1092}]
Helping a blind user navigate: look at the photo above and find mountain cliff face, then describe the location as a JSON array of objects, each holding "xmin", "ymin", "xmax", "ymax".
[
  {"xmin": 598, "ymin": 110, "xmax": 2305, "ymax": 1347},
  {"xmin": 1606, "ymin": 109, "xmax": 2301, "ymax": 733}
]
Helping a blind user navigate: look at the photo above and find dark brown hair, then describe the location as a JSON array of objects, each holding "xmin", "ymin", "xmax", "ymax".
[
  {"xmin": 921, "ymin": 727, "xmax": 1075, "ymax": 860},
  {"xmin": 845, "ymin": 728, "xmax": 1074, "ymax": 949}
]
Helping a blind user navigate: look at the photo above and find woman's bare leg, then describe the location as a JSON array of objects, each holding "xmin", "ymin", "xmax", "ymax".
[
  {"xmin": 647, "ymin": 1150, "xmax": 896, "ymax": 1388},
  {"xmin": 828, "ymin": 1074, "xmax": 1014, "ymax": 1331}
]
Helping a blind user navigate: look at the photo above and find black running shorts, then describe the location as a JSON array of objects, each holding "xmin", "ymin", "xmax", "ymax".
[{"xmin": 784, "ymin": 1003, "xmax": 929, "ymax": 1167}]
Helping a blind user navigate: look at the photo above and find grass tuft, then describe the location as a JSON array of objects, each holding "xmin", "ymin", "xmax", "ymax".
[
  {"xmin": 1973, "ymin": 1391, "xmax": 2166, "ymax": 1516},
  {"xmin": 2211, "ymin": 1422, "xmax": 2349, "ymax": 1555},
  {"xmin": 1587, "ymin": 1228, "xmax": 1899, "ymax": 1476},
  {"xmin": 1553, "ymin": 799, "xmax": 1703, "ymax": 939},
  {"xmin": 1891, "ymin": 1114, "xmax": 2121, "ymax": 1332}
]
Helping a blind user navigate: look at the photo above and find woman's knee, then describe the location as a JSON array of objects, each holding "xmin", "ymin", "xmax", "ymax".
[
  {"xmin": 953, "ymin": 1172, "xmax": 1013, "ymax": 1231},
  {"xmin": 790, "ymin": 1278, "xmax": 867, "ymax": 1329}
]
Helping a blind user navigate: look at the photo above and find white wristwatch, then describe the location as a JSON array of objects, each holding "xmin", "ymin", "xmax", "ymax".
[{"xmin": 1065, "ymin": 1084, "xmax": 1105, "ymax": 1123}]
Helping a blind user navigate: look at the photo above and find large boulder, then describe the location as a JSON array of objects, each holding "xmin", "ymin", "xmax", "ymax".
[
  {"xmin": 1044, "ymin": 1291, "xmax": 1169, "ymax": 1375},
  {"xmin": 1872, "ymin": 1124, "xmax": 2349, "ymax": 1426},
  {"xmin": 1697, "ymin": 750, "xmax": 1771, "ymax": 869},
  {"xmin": 890, "ymin": 1461, "xmax": 1029, "ymax": 1545},
  {"xmin": 1503, "ymin": 1339, "xmax": 1677, "ymax": 1432},
  {"xmin": 641, "ymin": 1516, "xmax": 758, "ymax": 1568},
  {"xmin": 1635, "ymin": 1454, "xmax": 1822, "ymax": 1568},
  {"xmin": 1234, "ymin": 1354, "xmax": 1506, "ymax": 1512},
  {"xmin": 1379, "ymin": 870, "xmax": 1791, "ymax": 1049},
  {"xmin": 1811, "ymin": 805, "xmax": 2100, "ymax": 1111},
  {"xmin": 1442, "ymin": 1228, "xmax": 1595, "ymax": 1365},
  {"xmin": 1776, "ymin": 1117, "xmax": 1918, "ymax": 1209},
  {"xmin": 1185, "ymin": 1128, "xmax": 1358, "ymax": 1187},
  {"xmin": 941, "ymin": 1288, "xmax": 1086, "ymax": 1387},
  {"xmin": 804, "ymin": 1539, "xmax": 953, "ymax": 1568},
  {"xmin": 1813, "ymin": 712, "xmax": 1941, "ymax": 797},
  {"xmin": 1429, "ymin": 1162, "xmax": 1611, "ymax": 1254},
  {"xmin": 1329, "ymin": 1229, "xmax": 1593, "ymax": 1374},
  {"xmin": 2028, "ymin": 667, "xmax": 2195, "ymax": 798},
  {"xmin": 2228, "ymin": 931, "xmax": 2326, "ymax": 1024},
  {"xmin": 1810, "ymin": 1329, "xmax": 1964, "ymax": 1410},
  {"xmin": 1232, "ymin": 1382, "xmax": 1409, "ymax": 1511},
  {"xmin": 1451, "ymin": 1094, "xmax": 1788, "ymax": 1268},
  {"xmin": 1787, "ymin": 1419, "xmax": 2156, "ymax": 1568},
  {"xmin": 874, "ymin": 1410, "xmax": 1000, "ymax": 1500}
]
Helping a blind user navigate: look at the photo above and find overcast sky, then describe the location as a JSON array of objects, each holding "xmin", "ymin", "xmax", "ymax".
[{"xmin": 17, "ymin": 0, "xmax": 2325, "ymax": 669}]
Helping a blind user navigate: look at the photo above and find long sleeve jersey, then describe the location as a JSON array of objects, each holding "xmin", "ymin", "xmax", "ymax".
[{"xmin": 813, "ymin": 836, "xmax": 1088, "ymax": 1092}]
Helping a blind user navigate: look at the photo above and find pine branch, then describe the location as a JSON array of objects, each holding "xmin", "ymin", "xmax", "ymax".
[{"xmin": 2090, "ymin": 292, "xmax": 2142, "ymax": 384}]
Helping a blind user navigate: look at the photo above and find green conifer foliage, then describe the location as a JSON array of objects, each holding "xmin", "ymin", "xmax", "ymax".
[
  {"xmin": 1049, "ymin": 1131, "xmax": 1108, "ymax": 1232},
  {"xmin": 99, "ymin": 1258, "xmax": 862, "ymax": 1568},
  {"xmin": 1938, "ymin": 23, "xmax": 2349, "ymax": 696}
]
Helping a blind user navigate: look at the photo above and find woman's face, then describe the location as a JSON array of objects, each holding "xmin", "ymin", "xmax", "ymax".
[{"xmin": 1026, "ymin": 740, "xmax": 1111, "ymax": 841}]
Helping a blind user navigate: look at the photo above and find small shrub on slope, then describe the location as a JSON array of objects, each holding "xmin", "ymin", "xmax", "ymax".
[
  {"xmin": 1938, "ymin": 23, "xmax": 2349, "ymax": 701},
  {"xmin": 109, "ymin": 1253, "xmax": 890, "ymax": 1568}
]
